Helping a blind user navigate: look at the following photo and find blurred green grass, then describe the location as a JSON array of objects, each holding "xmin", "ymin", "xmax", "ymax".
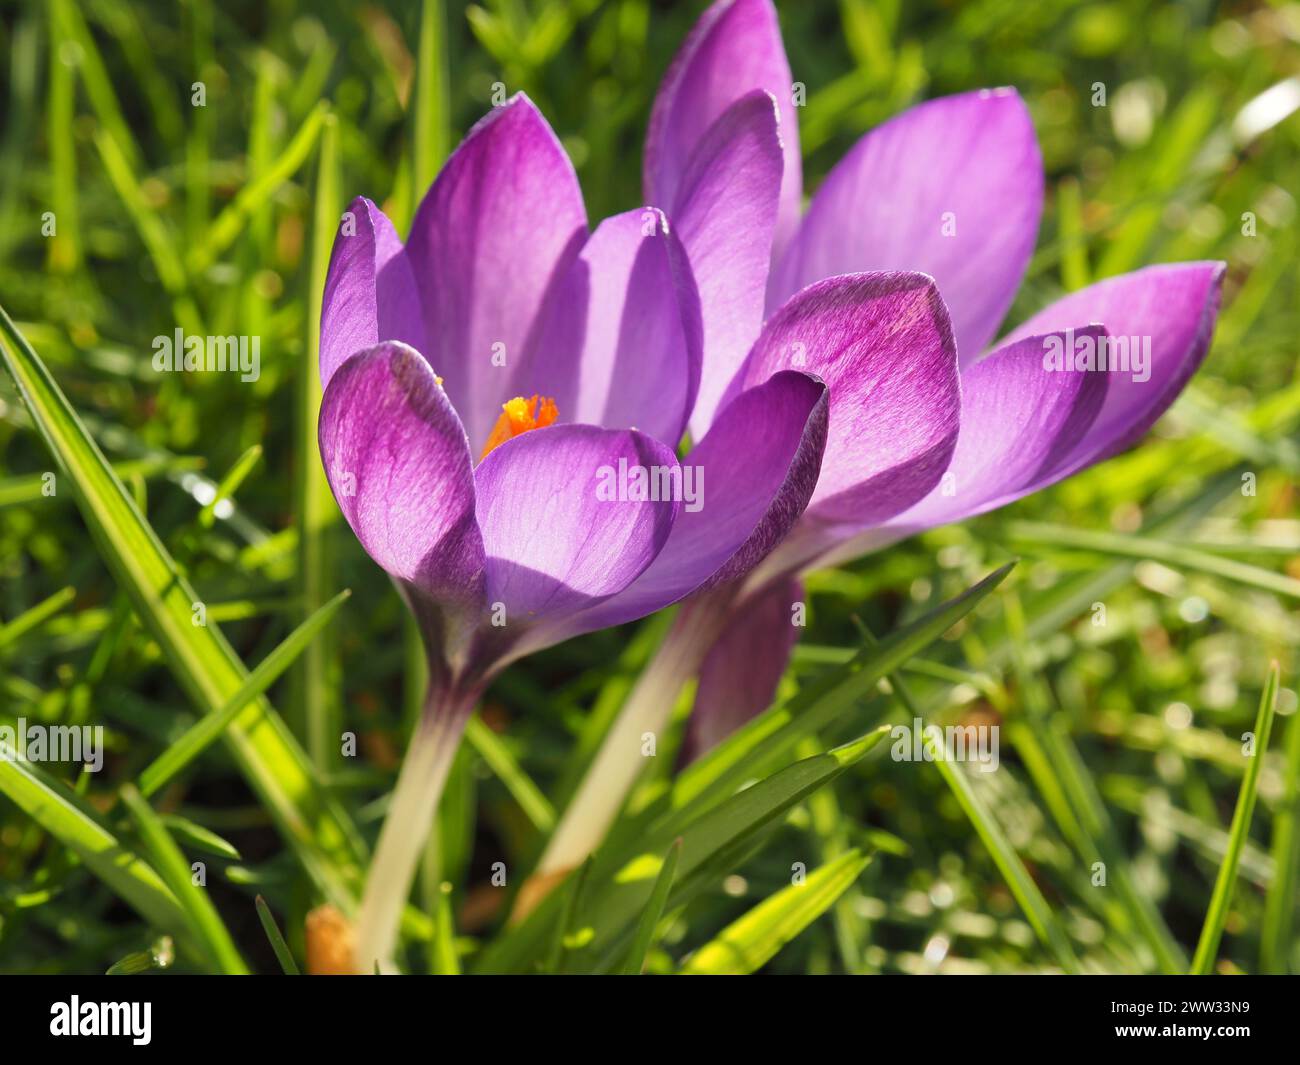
[{"xmin": 0, "ymin": 0, "xmax": 1297, "ymax": 974}]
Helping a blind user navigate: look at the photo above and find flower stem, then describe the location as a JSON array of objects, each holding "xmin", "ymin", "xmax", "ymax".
[
  {"xmin": 352, "ymin": 688, "xmax": 472, "ymax": 973},
  {"xmin": 521, "ymin": 601, "xmax": 724, "ymax": 909}
]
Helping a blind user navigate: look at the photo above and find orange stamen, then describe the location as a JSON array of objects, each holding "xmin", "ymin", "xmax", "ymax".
[{"xmin": 480, "ymin": 394, "xmax": 559, "ymax": 460}]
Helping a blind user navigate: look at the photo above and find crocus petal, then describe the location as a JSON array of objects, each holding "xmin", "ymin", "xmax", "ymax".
[
  {"xmin": 887, "ymin": 326, "xmax": 1110, "ymax": 535},
  {"xmin": 685, "ymin": 576, "xmax": 802, "ymax": 756},
  {"xmin": 671, "ymin": 90, "xmax": 785, "ymax": 438},
  {"xmin": 566, "ymin": 370, "xmax": 828, "ymax": 631},
  {"xmin": 645, "ymin": 0, "xmax": 801, "ymax": 257},
  {"xmin": 733, "ymin": 272, "xmax": 961, "ymax": 526},
  {"xmin": 318, "ymin": 342, "xmax": 486, "ymax": 610},
  {"xmin": 1000, "ymin": 261, "xmax": 1226, "ymax": 468},
  {"xmin": 474, "ymin": 425, "xmax": 680, "ymax": 656},
  {"xmin": 520, "ymin": 208, "xmax": 702, "ymax": 446},
  {"xmin": 405, "ymin": 94, "xmax": 588, "ymax": 447},
  {"xmin": 319, "ymin": 197, "xmax": 423, "ymax": 391},
  {"xmin": 771, "ymin": 89, "xmax": 1043, "ymax": 363}
]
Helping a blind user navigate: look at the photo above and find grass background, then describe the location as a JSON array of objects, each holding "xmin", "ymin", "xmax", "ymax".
[{"xmin": 0, "ymin": 0, "xmax": 1297, "ymax": 975}]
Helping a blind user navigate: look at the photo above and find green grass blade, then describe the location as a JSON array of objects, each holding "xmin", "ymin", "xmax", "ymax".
[
  {"xmin": 159, "ymin": 814, "xmax": 241, "ymax": 861},
  {"xmin": 801, "ymin": 735, "xmax": 872, "ymax": 972},
  {"xmin": 119, "ymin": 785, "xmax": 249, "ymax": 974},
  {"xmin": 543, "ymin": 855, "xmax": 594, "ymax": 974},
  {"xmin": 0, "ymin": 15, "xmax": 40, "ymax": 261},
  {"xmin": 0, "ymin": 456, "xmax": 202, "ymax": 509},
  {"xmin": 51, "ymin": 0, "xmax": 142, "ymax": 168},
  {"xmin": 1095, "ymin": 86, "xmax": 1217, "ymax": 277},
  {"xmin": 429, "ymin": 881, "xmax": 460, "ymax": 975},
  {"xmin": 198, "ymin": 444, "xmax": 261, "ymax": 529},
  {"xmin": 1018, "ymin": 718, "xmax": 1185, "ymax": 972},
  {"xmin": 1002, "ymin": 593, "xmax": 1186, "ymax": 973},
  {"xmin": 85, "ymin": 0, "xmax": 185, "ymax": 147},
  {"xmin": 0, "ymin": 754, "xmax": 187, "ymax": 934},
  {"xmin": 293, "ymin": 111, "xmax": 341, "ymax": 768},
  {"xmin": 0, "ymin": 585, "xmax": 76, "ymax": 648},
  {"xmin": 1056, "ymin": 176, "xmax": 1090, "ymax": 291},
  {"xmin": 255, "ymin": 895, "xmax": 301, "ymax": 975},
  {"xmin": 46, "ymin": 6, "xmax": 79, "ymax": 274},
  {"xmin": 475, "ymin": 728, "xmax": 888, "ymax": 973},
  {"xmin": 677, "ymin": 562, "xmax": 1016, "ymax": 809},
  {"xmin": 1191, "ymin": 663, "xmax": 1281, "ymax": 974},
  {"xmin": 0, "ymin": 302, "xmax": 366, "ymax": 910},
  {"xmin": 621, "ymin": 838, "xmax": 681, "ymax": 975},
  {"xmin": 958, "ymin": 466, "xmax": 1245, "ymax": 683},
  {"xmin": 1262, "ymin": 700, "xmax": 1300, "ymax": 973},
  {"xmin": 138, "ymin": 589, "xmax": 352, "ymax": 798},
  {"xmin": 413, "ymin": 0, "xmax": 450, "ymax": 193},
  {"xmin": 933, "ymin": 740, "xmax": 1079, "ymax": 971},
  {"xmin": 464, "ymin": 715, "xmax": 555, "ymax": 833},
  {"xmin": 1175, "ymin": 385, "xmax": 1300, "ymax": 474},
  {"xmin": 187, "ymin": 102, "xmax": 329, "ymax": 274},
  {"xmin": 184, "ymin": 0, "xmax": 213, "ymax": 244},
  {"xmin": 93, "ymin": 125, "xmax": 204, "ymax": 337},
  {"xmin": 105, "ymin": 937, "xmax": 175, "ymax": 975},
  {"xmin": 636, "ymin": 728, "xmax": 887, "ymax": 908},
  {"xmin": 430, "ymin": 744, "xmax": 475, "ymax": 890},
  {"xmin": 866, "ymin": 623, "xmax": 1081, "ymax": 972},
  {"xmin": 1005, "ymin": 522, "xmax": 1300, "ymax": 600},
  {"xmin": 679, "ymin": 849, "xmax": 872, "ymax": 975},
  {"xmin": 243, "ymin": 50, "xmax": 278, "ymax": 304}
]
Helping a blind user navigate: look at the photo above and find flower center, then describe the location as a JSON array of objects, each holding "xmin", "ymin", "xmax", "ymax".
[{"xmin": 480, "ymin": 395, "xmax": 559, "ymax": 459}]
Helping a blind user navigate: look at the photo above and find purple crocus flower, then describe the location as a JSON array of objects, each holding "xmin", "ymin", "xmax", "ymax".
[
  {"xmin": 668, "ymin": 0, "xmax": 1224, "ymax": 753},
  {"xmin": 532, "ymin": 0, "xmax": 1225, "ymax": 878},
  {"xmin": 319, "ymin": 95, "xmax": 839, "ymax": 699},
  {"xmin": 316, "ymin": 87, "xmax": 972, "ymax": 966}
]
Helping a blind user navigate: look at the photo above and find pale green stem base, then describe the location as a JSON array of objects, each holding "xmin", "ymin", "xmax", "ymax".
[{"xmin": 352, "ymin": 693, "xmax": 471, "ymax": 973}]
